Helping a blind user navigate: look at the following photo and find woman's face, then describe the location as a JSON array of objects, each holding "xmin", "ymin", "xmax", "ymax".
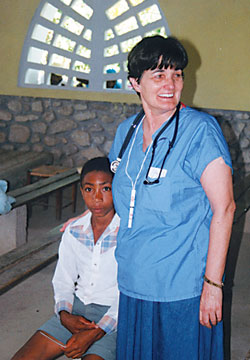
[{"xmin": 130, "ymin": 66, "xmax": 184, "ymax": 118}]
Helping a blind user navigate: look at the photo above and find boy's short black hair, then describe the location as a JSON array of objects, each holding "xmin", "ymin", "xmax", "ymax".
[
  {"xmin": 128, "ymin": 35, "xmax": 188, "ymax": 83},
  {"xmin": 80, "ymin": 157, "xmax": 113, "ymax": 187}
]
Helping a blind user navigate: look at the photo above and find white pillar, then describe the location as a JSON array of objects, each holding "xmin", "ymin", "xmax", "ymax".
[{"xmin": 0, "ymin": 205, "xmax": 27, "ymax": 256}]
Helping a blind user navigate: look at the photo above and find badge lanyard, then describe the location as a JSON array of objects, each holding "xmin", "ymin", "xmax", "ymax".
[
  {"xmin": 111, "ymin": 103, "xmax": 181, "ymax": 228},
  {"xmin": 124, "ymin": 120, "xmax": 153, "ymax": 228}
]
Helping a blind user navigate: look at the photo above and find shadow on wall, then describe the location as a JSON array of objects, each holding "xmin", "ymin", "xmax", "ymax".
[
  {"xmin": 215, "ymin": 117, "xmax": 246, "ymax": 360},
  {"xmin": 179, "ymin": 39, "xmax": 201, "ymax": 107}
]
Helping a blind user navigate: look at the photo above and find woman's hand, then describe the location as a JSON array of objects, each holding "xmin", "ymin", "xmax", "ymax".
[
  {"xmin": 199, "ymin": 281, "xmax": 223, "ymax": 328},
  {"xmin": 64, "ymin": 327, "xmax": 106, "ymax": 359},
  {"xmin": 60, "ymin": 311, "xmax": 98, "ymax": 334}
]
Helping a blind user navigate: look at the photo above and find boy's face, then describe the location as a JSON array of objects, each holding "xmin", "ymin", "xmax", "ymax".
[{"xmin": 80, "ymin": 170, "xmax": 114, "ymax": 219}]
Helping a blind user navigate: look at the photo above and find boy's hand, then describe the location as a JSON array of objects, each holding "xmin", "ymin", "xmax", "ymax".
[
  {"xmin": 64, "ymin": 327, "xmax": 106, "ymax": 359},
  {"xmin": 60, "ymin": 311, "xmax": 98, "ymax": 334}
]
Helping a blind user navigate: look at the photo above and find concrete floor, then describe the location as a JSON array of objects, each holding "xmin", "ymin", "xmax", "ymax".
[
  {"xmin": 0, "ymin": 188, "xmax": 84, "ymax": 360},
  {"xmin": 0, "ymin": 189, "xmax": 249, "ymax": 360}
]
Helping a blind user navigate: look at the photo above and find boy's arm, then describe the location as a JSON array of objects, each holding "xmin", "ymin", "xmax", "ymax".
[
  {"xmin": 97, "ymin": 291, "xmax": 119, "ymax": 334},
  {"xmin": 59, "ymin": 310, "xmax": 97, "ymax": 334},
  {"xmin": 64, "ymin": 327, "xmax": 106, "ymax": 358},
  {"xmin": 52, "ymin": 227, "xmax": 79, "ymax": 315},
  {"xmin": 64, "ymin": 294, "xmax": 119, "ymax": 357},
  {"xmin": 53, "ymin": 227, "xmax": 98, "ymax": 335}
]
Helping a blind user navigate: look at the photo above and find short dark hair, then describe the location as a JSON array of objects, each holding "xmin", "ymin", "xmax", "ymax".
[
  {"xmin": 128, "ymin": 35, "xmax": 188, "ymax": 83},
  {"xmin": 80, "ymin": 157, "xmax": 113, "ymax": 187}
]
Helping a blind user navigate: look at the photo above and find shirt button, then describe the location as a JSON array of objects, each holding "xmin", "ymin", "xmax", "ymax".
[{"xmin": 91, "ymin": 283, "xmax": 94, "ymax": 286}]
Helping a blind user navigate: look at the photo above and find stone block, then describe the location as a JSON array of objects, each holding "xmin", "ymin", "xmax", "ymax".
[{"xmin": 0, "ymin": 205, "xmax": 27, "ymax": 256}]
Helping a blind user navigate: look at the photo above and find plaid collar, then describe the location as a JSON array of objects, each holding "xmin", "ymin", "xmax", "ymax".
[{"xmin": 69, "ymin": 211, "xmax": 119, "ymax": 253}]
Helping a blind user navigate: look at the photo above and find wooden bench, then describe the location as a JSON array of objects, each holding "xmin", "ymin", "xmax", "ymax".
[
  {"xmin": 0, "ymin": 149, "xmax": 53, "ymax": 190},
  {"xmin": 8, "ymin": 168, "xmax": 80, "ymax": 220},
  {"xmin": 0, "ymin": 167, "xmax": 79, "ymax": 256}
]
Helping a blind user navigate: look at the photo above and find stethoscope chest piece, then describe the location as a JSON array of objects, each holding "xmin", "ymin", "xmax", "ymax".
[{"xmin": 110, "ymin": 159, "xmax": 121, "ymax": 173}]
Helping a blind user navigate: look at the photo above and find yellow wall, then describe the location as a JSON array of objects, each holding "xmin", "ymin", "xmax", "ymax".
[{"xmin": 0, "ymin": 0, "xmax": 249, "ymax": 110}]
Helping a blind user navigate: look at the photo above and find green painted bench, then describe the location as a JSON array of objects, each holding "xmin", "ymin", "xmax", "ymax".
[{"xmin": 8, "ymin": 168, "xmax": 80, "ymax": 220}]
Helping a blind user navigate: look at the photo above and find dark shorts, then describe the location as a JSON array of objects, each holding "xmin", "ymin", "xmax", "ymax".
[
  {"xmin": 39, "ymin": 296, "xmax": 116, "ymax": 359},
  {"xmin": 116, "ymin": 292, "xmax": 224, "ymax": 360}
]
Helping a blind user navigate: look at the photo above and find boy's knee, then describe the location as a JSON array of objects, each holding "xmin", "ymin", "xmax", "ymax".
[{"xmin": 82, "ymin": 355, "xmax": 104, "ymax": 360}]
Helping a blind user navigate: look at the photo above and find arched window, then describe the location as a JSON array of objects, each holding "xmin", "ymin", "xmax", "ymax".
[{"xmin": 19, "ymin": 0, "xmax": 170, "ymax": 93}]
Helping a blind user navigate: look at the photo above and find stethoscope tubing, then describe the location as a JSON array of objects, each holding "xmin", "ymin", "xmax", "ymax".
[{"xmin": 111, "ymin": 102, "xmax": 181, "ymax": 185}]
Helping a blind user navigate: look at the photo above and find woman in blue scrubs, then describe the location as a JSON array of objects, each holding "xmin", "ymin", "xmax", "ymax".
[{"xmin": 109, "ymin": 36, "xmax": 235, "ymax": 359}]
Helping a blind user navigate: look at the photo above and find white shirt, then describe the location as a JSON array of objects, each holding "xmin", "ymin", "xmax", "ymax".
[{"xmin": 52, "ymin": 210, "xmax": 120, "ymax": 333}]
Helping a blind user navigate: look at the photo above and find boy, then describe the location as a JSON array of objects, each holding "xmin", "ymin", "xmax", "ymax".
[{"xmin": 11, "ymin": 157, "xmax": 119, "ymax": 360}]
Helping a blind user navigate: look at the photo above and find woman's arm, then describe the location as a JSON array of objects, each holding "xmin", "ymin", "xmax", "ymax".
[{"xmin": 199, "ymin": 157, "xmax": 236, "ymax": 328}]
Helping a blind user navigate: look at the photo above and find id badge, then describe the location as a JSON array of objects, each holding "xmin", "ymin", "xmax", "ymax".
[{"xmin": 148, "ymin": 166, "xmax": 167, "ymax": 179}]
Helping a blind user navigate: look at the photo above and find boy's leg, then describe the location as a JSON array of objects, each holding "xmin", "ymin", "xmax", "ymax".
[
  {"xmin": 11, "ymin": 331, "xmax": 64, "ymax": 360},
  {"xmin": 83, "ymin": 355, "xmax": 104, "ymax": 360}
]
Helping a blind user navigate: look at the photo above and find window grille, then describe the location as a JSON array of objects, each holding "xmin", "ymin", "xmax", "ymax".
[{"xmin": 18, "ymin": 0, "xmax": 170, "ymax": 93}]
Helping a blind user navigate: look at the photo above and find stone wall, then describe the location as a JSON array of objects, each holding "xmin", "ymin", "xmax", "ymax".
[{"xmin": 0, "ymin": 95, "xmax": 249, "ymax": 182}]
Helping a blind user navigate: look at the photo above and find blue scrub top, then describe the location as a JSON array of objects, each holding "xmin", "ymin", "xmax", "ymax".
[{"xmin": 109, "ymin": 106, "xmax": 232, "ymax": 302}]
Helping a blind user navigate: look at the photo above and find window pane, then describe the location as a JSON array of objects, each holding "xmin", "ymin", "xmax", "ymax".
[
  {"xmin": 138, "ymin": 5, "xmax": 162, "ymax": 26},
  {"xmin": 120, "ymin": 36, "xmax": 142, "ymax": 53},
  {"xmin": 49, "ymin": 73, "xmax": 68, "ymax": 85},
  {"xmin": 71, "ymin": 0, "xmax": 93, "ymax": 19},
  {"xmin": 60, "ymin": 0, "xmax": 72, "ymax": 5},
  {"xmin": 40, "ymin": 3, "xmax": 62, "ymax": 24},
  {"xmin": 123, "ymin": 60, "xmax": 128, "ymax": 72},
  {"xmin": 106, "ymin": 0, "xmax": 129, "ymax": 20},
  {"xmin": 125, "ymin": 78, "xmax": 133, "ymax": 90},
  {"xmin": 72, "ymin": 76, "xmax": 89, "ymax": 87},
  {"xmin": 27, "ymin": 47, "xmax": 48, "ymax": 64},
  {"xmin": 144, "ymin": 27, "xmax": 166, "ymax": 37},
  {"xmin": 129, "ymin": 0, "xmax": 144, "ymax": 6},
  {"xmin": 105, "ymin": 79, "xmax": 122, "ymax": 89},
  {"xmin": 61, "ymin": 16, "xmax": 84, "ymax": 35},
  {"xmin": 49, "ymin": 53, "xmax": 71, "ymax": 69},
  {"xmin": 114, "ymin": 16, "xmax": 138, "ymax": 36},
  {"xmin": 25, "ymin": 69, "xmax": 45, "ymax": 84},
  {"xmin": 83, "ymin": 29, "xmax": 92, "ymax": 41},
  {"xmin": 76, "ymin": 45, "xmax": 91, "ymax": 58},
  {"xmin": 31, "ymin": 24, "xmax": 54, "ymax": 44},
  {"xmin": 104, "ymin": 28, "xmax": 115, "ymax": 41},
  {"xmin": 53, "ymin": 34, "xmax": 76, "ymax": 52},
  {"xmin": 73, "ymin": 61, "xmax": 91, "ymax": 73},
  {"xmin": 103, "ymin": 63, "xmax": 121, "ymax": 74},
  {"xmin": 104, "ymin": 44, "xmax": 119, "ymax": 57}
]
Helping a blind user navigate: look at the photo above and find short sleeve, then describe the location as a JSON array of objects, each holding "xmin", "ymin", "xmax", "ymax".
[{"xmin": 184, "ymin": 115, "xmax": 232, "ymax": 181}]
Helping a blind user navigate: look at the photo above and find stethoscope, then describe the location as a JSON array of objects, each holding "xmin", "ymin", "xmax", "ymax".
[{"xmin": 110, "ymin": 102, "xmax": 181, "ymax": 185}]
